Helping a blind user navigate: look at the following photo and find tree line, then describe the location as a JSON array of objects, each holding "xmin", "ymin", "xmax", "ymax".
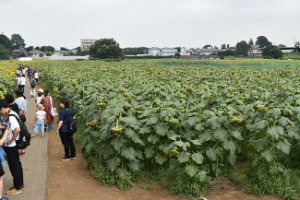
[{"xmin": 218, "ymin": 36, "xmax": 285, "ymax": 59}]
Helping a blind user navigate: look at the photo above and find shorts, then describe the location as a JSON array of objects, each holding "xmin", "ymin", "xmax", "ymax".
[{"xmin": 0, "ymin": 162, "xmax": 5, "ymax": 177}]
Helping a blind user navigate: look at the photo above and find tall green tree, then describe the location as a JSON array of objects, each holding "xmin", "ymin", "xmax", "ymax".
[
  {"xmin": 255, "ymin": 36, "xmax": 272, "ymax": 48},
  {"xmin": 11, "ymin": 34, "xmax": 26, "ymax": 50},
  {"xmin": 34, "ymin": 47, "xmax": 40, "ymax": 50},
  {"xmin": 60, "ymin": 47, "xmax": 69, "ymax": 51},
  {"xmin": 262, "ymin": 45, "xmax": 283, "ymax": 59},
  {"xmin": 89, "ymin": 38, "xmax": 123, "ymax": 59},
  {"xmin": 248, "ymin": 38, "xmax": 254, "ymax": 46},
  {"xmin": 236, "ymin": 41, "xmax": 249, "ymax": 56},
  {"xmin": 203, "ymin": 45, "xmax": 212, "ymax": 49},
  {"xmin": 221, "ymin": 44, "xmax": 226, "ymax": 49},
  {"xmin": 46, "ymin": 46, "xmax": 55, "ymax": 52},
  {"xmin": 278, "ymin": 44, "xmax": 286, "ymax": 47},
  {"xmin": 0, "ymin": 34, "xmax": 12, "ymax": 50},
  {"xmin": 40, "ymin": 46, "xmax": 47, "ymax": 52},
  {"xmin": 0, "ymin": 45, "xmax": 10, "ymax": 60},
  {"xmin": 25, "ymin": 46, "xmax": 34, "ymax": 52}
]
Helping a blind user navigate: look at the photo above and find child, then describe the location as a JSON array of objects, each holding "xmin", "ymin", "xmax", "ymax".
[
  {"xmin": 33, "ymin": 104, "xmax": 47, "ymax": 137},
  {"xmin": 35, "ymin": 89, "xmax": 43, "ymax": 110}
]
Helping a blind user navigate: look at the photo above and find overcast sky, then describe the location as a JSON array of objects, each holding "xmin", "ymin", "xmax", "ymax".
[{"xmin": 1, "ymin": 0, "xmax": 299, "ymax": 49}]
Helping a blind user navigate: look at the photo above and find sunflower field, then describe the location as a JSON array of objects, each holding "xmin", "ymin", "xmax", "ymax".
[
  {"xmin": 26, "ymin": 59, "xmax": 300, "ymax": 198},
  {"xmin": 0, "ymin": 61, "xmax": 19, "ymax": 99}
]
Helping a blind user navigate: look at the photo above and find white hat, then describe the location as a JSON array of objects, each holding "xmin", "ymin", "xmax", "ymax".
[{"xmin": 37, "ymin": 89, "xmax": 44, "ymax": 93}]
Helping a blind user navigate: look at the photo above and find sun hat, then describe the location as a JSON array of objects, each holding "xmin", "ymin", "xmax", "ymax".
[{"xmin": 37, "ymin": 89, "xmax": 44, "ymax": 93}]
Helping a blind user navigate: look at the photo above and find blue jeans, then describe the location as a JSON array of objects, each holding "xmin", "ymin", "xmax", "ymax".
[
  {"xmin": 45, "ymin": 123, "xmax": 52, "ymax": 131},
  {"xmin": 34, "ymin": 119, "xmax": 44, "ymax": 133},
  {"xmin": 19, "ymin": 85, "xmax": 25, "ymax": 93},
  {"xmin": 0, "ymin": 147, "xmax": 6, "ymax": 167}
]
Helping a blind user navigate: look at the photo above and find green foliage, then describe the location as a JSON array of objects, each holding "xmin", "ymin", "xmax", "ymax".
[
  {"xmin": 256, "ymin": 36, "xmax": 272, "ymax": 48},
  {"xmin": 0, "ymin": 34, "xmax": 12, "ymax": 50},
  {"xmin": 175, "ymin": 52, "xmax": 181, "ymax": 59},
  {"xmin": 11, "ymin": 34, "xmax": 26, "ymax": 50},
  {"xmin": 89, "ymin": 38, "xmax": 123, "ymax": 59},
  {"xmin": 122, "ymin": 47, "xmax": 148, "ymax": 55},
  {"xmin": 0, "ymin": 45, "xmax": 10, "ymax": 60},
  {"xmin": 18, "ymin": 52, "xmax": 26, "ymax": 57},
  {"xmin": 247, "ymin": 166, "xmax": 300, "ymax": 199},
  {"xmin": 263, "ymin": 45, "xmax": 283, "ymax": 59},
  {"xmin": 248, "ymin": 38, "xmax": 254, "ymax": 46},
  {"xmin": 125, "ymin": 56, "xmax": 176, "ymax": 59},
  {"xmin": 41, "ymin": 46, "xmax": 55, "ymax": 53},
  {"xmin": 27, "ymin": 59, "xmax": 300, "ymax": 198},
  {"xmin": 236, "ymin": 41, "xmax": 249, "ymax": 56},
  {"xmin": 25, "ymin": 46, "xmax": 34, "ymax": 52}
]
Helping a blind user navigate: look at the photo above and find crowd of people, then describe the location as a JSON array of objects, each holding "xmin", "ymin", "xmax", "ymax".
[{"xmin": 0, "ymin": 65, "xmax": 77, "ymax": 199}]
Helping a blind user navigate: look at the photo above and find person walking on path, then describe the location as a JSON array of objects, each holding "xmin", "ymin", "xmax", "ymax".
[
  {"xmin": 33, "ymin": 104, "xmax": 46, "ymax": 138},
  {"xmin": 0, "ymin": 100, "xmax": 24, "ymax": 195},
  {"xmin": 29, "ymin": 79, "xmax": 36, "ymax": 98},
  {"xmin": 17, "ymin": 75, "xmax": 26, "ymax": 93},
  {"xmin": 14, "ymin": 90, "xmax": 27, "ymax": 115},
  {"xmin": 56, "ymin": 98, "xmax": 76, "ymax": 161},
  {"xmin": 4, "ymin": 95, "xmax": 19, "ymax": 115},
  {"xmin": 40, "ymin": 90, "xmax": 54, "ymax": 131},
  {"xmin": 0, "ymin": 126, "xmax": 11, "ymax": 200},
  {"xmin": 34, "ymin": 71, "xmax": 39, "ymax": 85}
]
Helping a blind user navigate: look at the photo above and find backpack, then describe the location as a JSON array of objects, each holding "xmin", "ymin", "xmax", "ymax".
[
  {"xmin": 63, "ymin": 109, "xmax": 77, "ymax": 135},
  {"xmin": 30, "ymin": 79, "xmax": 36, "ymax": 88},
  {"xmin": 9, "ymin": 114, "xmax": 31, "ymax": 149}
]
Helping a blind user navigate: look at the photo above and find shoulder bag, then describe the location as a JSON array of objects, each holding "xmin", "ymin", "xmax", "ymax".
[{"xmin": 50, "ymin": 97, "xmax": 58, "ymax": 117}]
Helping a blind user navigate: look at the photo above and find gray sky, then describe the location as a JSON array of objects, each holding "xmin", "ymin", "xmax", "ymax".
[{"xmin": 1, "ymin": 0, "xmax": 299, "ymax": 49}]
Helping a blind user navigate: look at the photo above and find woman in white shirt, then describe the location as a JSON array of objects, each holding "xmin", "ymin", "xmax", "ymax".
[
  {"xmin": 17, "ymin": 75, "xmax": 26, "ymax": 93},
  {"xmin": 14, "ymin": 90, "xmax": 27, "ymax": 115}
]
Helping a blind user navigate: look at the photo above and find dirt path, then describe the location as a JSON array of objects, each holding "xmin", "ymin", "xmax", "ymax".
[{"xmin": 40, "ymin": 83, "xmax": 282, "ymax": 200}]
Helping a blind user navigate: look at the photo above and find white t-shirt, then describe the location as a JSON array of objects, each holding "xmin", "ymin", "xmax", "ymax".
[
  {"xmin": 36, "ymin": 96, "xmax": 42, "ymax": 105},
  {"xmin": 36, "ymin": 111, "xmax": 46, "ymax": 120},
  {"xmin": 6, "ymin": 111, "xmax": 20, "ymax": 147},
  {"xmin": 18, "ymin": 77, "xmax": 26, "ymax": 85},
  {"xmin": 34, "ymin": 73, "xmax": 39, "ymax": 79},
  {"xmin": 22, "ymin": 69, "xmax": 25, "ymax": 75},
  {"xmin": 15, "ymin": 97, "xmax": 27, "ymax": 113}
]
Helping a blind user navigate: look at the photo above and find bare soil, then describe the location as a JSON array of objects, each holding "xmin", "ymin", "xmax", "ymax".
[{"xmin": 43, "ymin": 93, "xmax": 281, "ymax": 200}]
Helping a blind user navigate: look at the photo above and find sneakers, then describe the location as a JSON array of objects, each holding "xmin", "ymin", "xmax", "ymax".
[
  {"xmin": 70, "ymin": 156, "xmax": 76, "ymax": 160},
  {"xmin": 8, "ymin": 186, "xmax": 25, "ymax": 191},
  {"xmin": 6, "ymin": 187, "xmax": 22, "ymax": 195},
  {"xmin": 20, "ymin": 185, "xmax": 25, "ymax": 191},
  {"xmin": 61, "ymin": 157, "xmax": 70, "ymax": 161}
]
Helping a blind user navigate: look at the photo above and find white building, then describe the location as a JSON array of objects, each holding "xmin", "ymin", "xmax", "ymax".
[
  {"xmin": 161, "ymin": 47, "xmax": 177, "ymax": 56},
  {"xmin": 148, "ymin": 47, "xmax": 161, "ymax": 56},
  {"xmin": 26, "ymin": 50, "xmax": 46, "ymax": 57},
  {"xmin": 81, "ymin": 39, "xmax": 97, "ymax": 51},
  {"xmin": 180, "ymin": 47, "xmax": 190, "ymax": 56},
  {"xmin": 248, "ymin": 45, "xmax": 262, "ymax": 57}
]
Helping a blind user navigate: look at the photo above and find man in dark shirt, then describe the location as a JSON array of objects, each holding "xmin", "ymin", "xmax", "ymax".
[{"xmin": 5, "ymin": 95, "xmax": 19, "ymax": 114}]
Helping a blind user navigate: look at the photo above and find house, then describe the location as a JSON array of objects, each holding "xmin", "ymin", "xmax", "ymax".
[
  {"xmin": 161, "ymin": 47, "xmax": 177, "ymax": 56},
  {"xmin": 148, "ymin": 47, "xmax": 161, "ymax": 56},
  {"xmin": 180, "ymin": 47, "xmax": 190, "ymax": 56},
  {"xmin": 52, "ymin": 51, "xmax": 65, "ymax": 56},
  {"xmin": 248, "ymin": 45, "xmax": 262, "ymax": 57},
  {"xmin": 199, "ymin": 48, "xmax": 220, "ymax": 56},
  {"xmin": 11, "ymin": 50, "xmax": 25, "ymax": 58},
  {"xmin": 26, "ymin": 50, "xmax": 46, "ymax": 57},
  {"xmin": 81, "ymin": 39, "xmax": 96, "ymax": 51}
]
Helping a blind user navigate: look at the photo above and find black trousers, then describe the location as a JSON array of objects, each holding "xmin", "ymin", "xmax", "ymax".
[
  {"xmin": 59, "ymin": 132, "xmax": 76, "ymax": 158},
  {"xmin": 6, "ymin": 146, "xmax": 24, "ymax": 190}
]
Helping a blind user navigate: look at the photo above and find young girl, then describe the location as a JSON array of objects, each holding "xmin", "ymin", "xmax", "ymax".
[{"xmin": 33, "ymin": 104, "xmax": 47, "ymax": 137}]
